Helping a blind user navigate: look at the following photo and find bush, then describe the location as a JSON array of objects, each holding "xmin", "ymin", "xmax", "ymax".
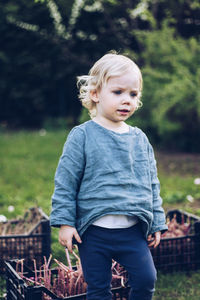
[{"xmin": 129, "ymin": 26, "xmax": 200, "ymax": 151}]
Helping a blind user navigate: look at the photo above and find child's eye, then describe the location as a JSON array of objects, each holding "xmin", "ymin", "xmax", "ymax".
[
  {"xmin": 113, "ymin": 90, "xmax": 122, "ymax": 95},
  {"xmin": 130, "ymin": 92, "xmax": 138, "ymax": 97}
]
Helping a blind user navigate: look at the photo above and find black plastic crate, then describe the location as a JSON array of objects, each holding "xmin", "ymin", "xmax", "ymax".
[
  {"xmin": 150, "ymin": 209, "xmax": 200, "ymax": 272},
  {"xmin": 0, "ymin": 208, "xmax": 51, "ymax": 274},
  {"xmin": 5, "ymin": 260, "xmax": 130, "ymax": 300}
]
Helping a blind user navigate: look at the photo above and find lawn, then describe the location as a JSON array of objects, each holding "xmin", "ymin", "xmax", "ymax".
[{"xmin": 0, "ymin": 129, "xmax": 200, "ymax": 299}]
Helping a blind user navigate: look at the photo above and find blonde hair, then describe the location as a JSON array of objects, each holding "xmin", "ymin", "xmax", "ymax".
[{"xmin": 77, "ymin": 52, "xmax": 143, "ymax": 118}]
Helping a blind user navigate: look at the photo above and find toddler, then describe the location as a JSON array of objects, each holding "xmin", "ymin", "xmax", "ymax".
[{"xmin": 50, "ymin": 52, "xmax": 168, "ymax": 300}]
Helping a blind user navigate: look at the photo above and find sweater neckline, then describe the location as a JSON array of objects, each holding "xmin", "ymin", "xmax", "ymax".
[{"xmin": 90, "ymin": 120, "xmax": 134, "ymax": 136}]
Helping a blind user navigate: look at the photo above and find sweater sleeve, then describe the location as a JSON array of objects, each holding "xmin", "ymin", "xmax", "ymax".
[
  {"xmin": 50, "ymin": 127, "xmax": 85, "ymax": 228},
  {"xmin": 147, "ymin": 142, "xmax": 168, "ymax": 235}
]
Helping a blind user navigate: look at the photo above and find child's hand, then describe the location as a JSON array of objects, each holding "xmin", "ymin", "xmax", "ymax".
[
  {"xmin": 147, "ymin": 231, "xmax": 161, "ymax": 248},
  {"xmin": 59, "ymin": 225, "xmax": 82, "ymax": 253}
]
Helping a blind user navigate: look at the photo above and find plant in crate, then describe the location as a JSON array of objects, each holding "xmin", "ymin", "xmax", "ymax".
[{"xmin": 6, "ymin": 247, "xmax": 129, "ymax": 300}]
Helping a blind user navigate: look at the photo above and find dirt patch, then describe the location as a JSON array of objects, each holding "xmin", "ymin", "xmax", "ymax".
[{"xmin": 156, "ymin": 151, "xmax": 200, "ymax": 176}]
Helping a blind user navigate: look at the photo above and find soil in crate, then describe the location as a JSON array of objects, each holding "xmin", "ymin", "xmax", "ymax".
[
  {"xmin": 0, "ymin": 207, "xmax": 51, "ymax": 274},
  {"xmin": 150, "ymin": 209, "xmax": 200, "ymax": 272},
  {"xmin": 0, "ymin": 207, "xmax": 47, "ymax": 235}
]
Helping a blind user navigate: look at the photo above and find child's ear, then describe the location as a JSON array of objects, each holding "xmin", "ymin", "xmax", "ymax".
[{"xmin": 90, "ymin": 90, "xmax": 99, "ymax": 103}]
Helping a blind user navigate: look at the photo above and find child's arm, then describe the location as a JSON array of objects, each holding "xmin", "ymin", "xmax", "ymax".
[
  {"xmin": 50, "ymin": 127, "xmax": 85, "ymax": 246},
  {"xmin": 147, "ymin": 231, "xmax": 161, "ymax": 248},
  {"xmin": 147, "ymin": 142, "xmax": 168, "ymax": 245},
  {"xmin": 59, "ymin": 225, "xmax": 82, "ymax": 252}
]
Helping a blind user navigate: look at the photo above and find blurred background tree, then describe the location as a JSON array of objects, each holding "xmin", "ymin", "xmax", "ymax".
[
  {"xmin": 127, "ymin": 25, "xmax": 200, "ymax": 152},
  {"xmin": 0, "ymin": 0, "xmax": 199, "ymax": 151}
]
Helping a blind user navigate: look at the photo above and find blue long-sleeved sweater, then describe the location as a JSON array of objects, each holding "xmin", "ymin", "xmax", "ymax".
[{"xmin": 50, "ymin": 120, "xmax": 168, "ymax": 238}]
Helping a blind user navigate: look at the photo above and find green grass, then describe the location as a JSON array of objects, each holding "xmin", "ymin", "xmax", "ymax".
[
  {"xmin": 154, "ymin": 271, "xmax": 200, "ymax": 300},
  {"xmin": 0, "ymin": 129, "xmax": 200, "ymax": 299},
  {"xmin": 0, "ymin": 130, "xmax": 68, "ymax": 215}
]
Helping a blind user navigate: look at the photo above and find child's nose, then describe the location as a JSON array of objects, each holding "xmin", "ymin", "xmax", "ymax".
[{"xmin": 122, "ymin": 95, "xmax": 131, "ymax": 104}]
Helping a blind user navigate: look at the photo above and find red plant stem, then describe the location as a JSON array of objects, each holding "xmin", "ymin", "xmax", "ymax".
[
  {"xmin": 65, "ymin": 248, "xmax": 72, "ymax": 270},
  {"xmin": 72, "ymin": 250, "xmax": 80, "ymax": 264},
  {"xmin": 39, "ymin": 267, "xmax": 42, "ymax": 283},
  {"xmin": 111, "ymin": 260, "xmax": 117, "ymax": 270},
  {"xmin": 47, "ymin": 254, "xmax": 52, "ymax": 269},
  {"xmin": 21, "ymin": 259, "xmax": 24, "ymax": 275},
  {"xmin": 54, "ymin": 259, "xmax": 70, "ymax": 273},
  {"xmin": 47, "ymin": 268, "xmax": 51, "ymax": 290},
  {"xmin": 112, "ymin": 274, "xmax": 125, "ymax": 287},
  {"xmin": 43, "ymin": 256, "xmax": 52, "ymax": 290},
  {"xmin": 22, "ymin": 275, "xmax": 43, "ymax": 286},
  {"xmin": 16, "ymin": 260, "xmax": 19, "ymax": 274},
  {"xmin": 33, "ymin": 259, "xmax": 38, "ymax": 282},
  {"xmin": 43, "ymin": 256, "xmax": 48, "ymax": 288},
  {"xmin": 74, "ymin": 272, "xmax": 82, "ymax": 294}
]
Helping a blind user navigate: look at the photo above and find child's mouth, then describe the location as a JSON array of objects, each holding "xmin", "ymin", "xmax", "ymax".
[{"xmin": 117, "ymin": 109, "xmax": 130, "ymax": 115}]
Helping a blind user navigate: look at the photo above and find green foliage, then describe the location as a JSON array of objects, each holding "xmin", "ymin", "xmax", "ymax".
[{"xmin": 127, "ymin": 25, "xmax": 200, "ymax": 151}]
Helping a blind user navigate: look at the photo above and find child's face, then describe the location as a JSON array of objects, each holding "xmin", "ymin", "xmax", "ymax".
[{"xmin": 91, "ymin": 69, "xmax": 140, "ymax": 126}]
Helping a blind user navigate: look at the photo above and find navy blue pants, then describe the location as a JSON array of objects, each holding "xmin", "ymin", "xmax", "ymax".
[{"xmin": 78, "ymin": 222, "xmax": 157, "ymax": 300}]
